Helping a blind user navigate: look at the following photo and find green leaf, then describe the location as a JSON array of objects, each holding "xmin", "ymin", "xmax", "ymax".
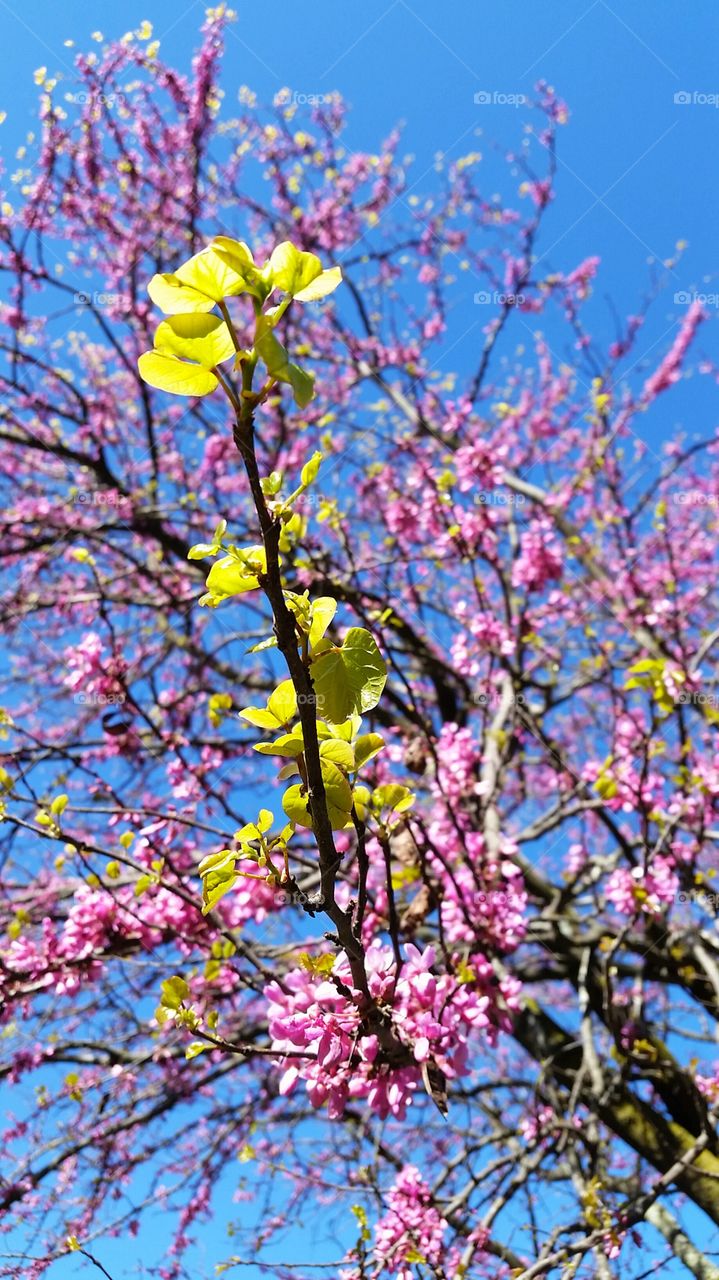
[
  {"xmin": 354, "ymin": 733, "xmax": 385, "ymax": 769},
  {"xmin": 282, "ymin": 759, "xmax": 353, "ymax": 830},
  {"xmin": 138, "ymin": 351, "xmax": 218, "ymax": 398},
  {"xmin": 188, "ymin": 542, "xmax": 220, "ymax": 560},
  {"xmin": 310, "ymin": 627, "xmax": 387, "ymax": 724},
  {"xmin": 286, "ymin": 362, "xmax": 315, "ymax": 408},
  {"xmin": 267, "ymin": 679, "xmax": 298, "ymax": 726},
  {"xmin": 342, "ymin": 629, "xmax": 387, "ymax": 713},
  {"xmin": 254, "ymin": 320, "xmax": 315, "ymax": 407},
  {"xmin": 308, "ymin": 597, "xmax": 337, "ymax": 649},
  {"xmin": 253, "ymin": 733, "xmax": 304, "ymax": 758},
  {"xmin": 301, "ymin": 451, "xmax": 323, "ymax": 487},
  {"xmin": 160, "ymin": 976, "xmax": 189, "ymax": 1010},
  {"xmin": 373, "ymin": 784, "xmax": 415, "ymax": 815},
  {"xmin": 205, "ymin": 547, "xmax": 267, "ymax": 598},
  {"xmin": 186, "ymin": 1041, "xmax": 210, "ymax": 1059},
  {"xmin": 319, "ymin": 738, "xmax": 355, "ymax": 771},
  {"xmin": 154, "ymin": 313, "xmax": 235, "ymax": 368}
]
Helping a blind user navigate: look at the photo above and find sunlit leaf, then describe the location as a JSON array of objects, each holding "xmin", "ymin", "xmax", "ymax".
[
  {"xmin": 353, "ymin": 733, "xmax": 385, "ymax": 769},
  {"xmin": 282, "ymin": 759, "xmax": 353, "ymax": 830},
  {"xmin": 154, "ymin": 313, "xmax": 235, "ymax": 367},
  {"xmin": 205, "ymin": 547, "xmax": 267, "ymax": 598},
  {"xmin": 319, "ymin": 738, "xmax": 355, "ymax": 771},
  {"xmin": 147, "ymin": 244, "xmax": 248, "ymax": 314},
  {"xmin": 138, "ymin": 351, "xmax": 218, "ymax": 397},
  {"xmin": 308, "ymin": 597, "xmax": 337, "ymax": 649},
  {"xmin": 268, "ymin": 241, "xmax": 342, "ymax": 303},
  {"xmin": 310, "ymin": 627, "xmax": 387, "ymax": 724},
  {"xmin": 160, "ymin": 976, "xmax": 189, "ymax": 1010},
  {"xmin": 267, "ymin": 679, "xmax": 298, "ymax": 726}
]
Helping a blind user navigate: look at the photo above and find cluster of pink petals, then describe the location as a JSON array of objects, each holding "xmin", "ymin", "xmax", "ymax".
[
  {"xmin": 63, "ymin": 630, "xmax": 127, "ymax": 700},
  {"xmin": 605, "ymin": 857, "xmax": 679, "ymax": 917},
  {"xmin": 1, "ymin": 857, "xmax": 278, "ymax": 1008},
  {"xmin": 437, "ymin": 834, "xmax": 528, "ymax": 952},
  {"xmin": 511, "ymin": 520, "xmax": 563, "ymax": 592},
  {"xmin": 372, "ymin": 1165, "xmax": 448, "ymax": 1279},
  {"xmin": 267, "ymin": 942, "xmax": 521, "ymax": 1119},
  {"xmin": 642, "ymin": 300, "xmax": 704, "ymax": 401}
]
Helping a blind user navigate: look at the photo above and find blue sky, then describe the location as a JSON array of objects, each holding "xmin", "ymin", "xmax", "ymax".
[
  {"xmin": 2, "ymin": 0, "xmax": 717, "ymax": 455},
  {"xmin": 1, "ymin": 1, "xmax": 718, "ymax": 1277}
]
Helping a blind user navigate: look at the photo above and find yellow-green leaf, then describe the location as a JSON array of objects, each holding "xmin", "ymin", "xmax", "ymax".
[
  {"xmin": 319, "ymin": 738, "xmax": 355, "ymax": 771},
  {"xmin": 308, "ymin": 597, "xmax": 337, "ymax": 649},
  {"xmin": 354, "ymin": 733, "xmax": 385, "ymax": 769},
  {"xmin": 294, "ymin": 266, "xmax": 342, "ymax": 302},
  {"xmin": 268, "ymin": 241, "xmax": 342, "ymax": 302},
  {"xmin": 205, "ymin": 547, "xmax": 267, "ymax": 598},
  {"xmin": 310, "ymin": 627, "xmax": 387, "ymax": 724},
  {"xmin": 138, "ymin": 351, "xmax": 218, "ymax": 397},
  {"xmin": 160, "ymin": 975, "xmax": 189, "ymax": 1010},
  {"xmin": 154, "ymin": 313, "xmax": 235, "ymax": 368},
  {"xmin": 301, "ymin": 451, "xmax": 323, "ymax": 487},
  {"xmin": 253, "ymin": 733, "xmax": 304, "ymax": 758},
  {"xmin": 267, "ymin": 679, "xmax": 298, "ymax": 726},
  {"xmin": 186, "ymin": 1041, "xmax": 209, "ymax": 1059},
  {"xmin": 239, "ymin": 707, "xmax": 282, "ymax": 730},
  {"xmin": 147, "ymin": 245, "xmax": 247, "ymax": 314},
  {"xmin": 282, "ymin": 759, "xmax": 353, "ymax": 830}
]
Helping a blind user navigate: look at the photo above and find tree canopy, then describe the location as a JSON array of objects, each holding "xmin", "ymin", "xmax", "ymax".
[{"xmin": 1, "ymin": 11, "xmax": 718, "ymax": 1280}]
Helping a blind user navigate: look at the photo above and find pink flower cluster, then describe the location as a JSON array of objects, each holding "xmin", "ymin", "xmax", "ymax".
[
  {"xmin": 642, "ymin": 300, "xmax": 704, "ymax": 401},
  {"xmin": 511, "ymin": 520, "xmax": 563, "ymax": 592},
  {"xmin": 605, "ymin": 857, "xmax": 679, "ymax": 917},
  {"xmin": 437, "ymin": 833, "xmax": 527, "ymax": 952},
  {"xmin": 267, "ymin": 943, "xmax": 520, "ymax": 1119},
  {"xmin": 372, "ymin": 1165, "xmax": 448, "ymax": 1280},
  {"xmin": 63, "ymin": 630, "xmax": 127, "ymax": 701}
]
